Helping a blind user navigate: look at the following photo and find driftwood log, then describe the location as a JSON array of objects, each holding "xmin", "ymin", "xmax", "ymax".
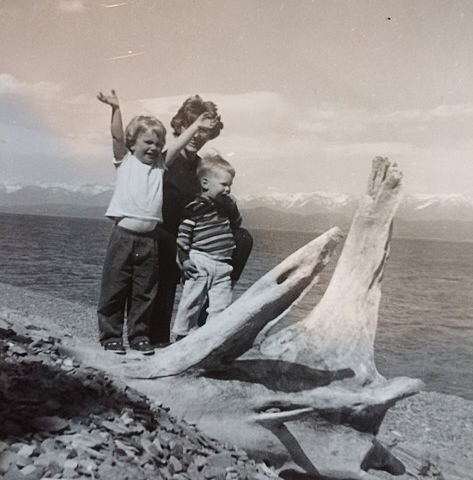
[
  {"xmin": 64, "ymin": 158, "xmax": 424, "ymax": 479},
  {"xmin": 259, "ymin": 156, "xmax": 404, "ymax": 383}
]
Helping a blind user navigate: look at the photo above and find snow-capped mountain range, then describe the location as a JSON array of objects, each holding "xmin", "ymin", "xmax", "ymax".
[
  {"xmin": 239, "ymin": 191, "xmax": 358, "ymax": 216},
  {"xmin": 239, "ymin": 191, "xmax": 473, "ymax": 221},
  {"xmin": 1, "ymin": 183, "xmax": 472, "ymax": 240}
]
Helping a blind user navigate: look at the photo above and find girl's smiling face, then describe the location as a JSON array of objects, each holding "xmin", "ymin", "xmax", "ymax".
[{"xmin": 132, "ymin": 128, "xmax": 164, "ymax": 164}]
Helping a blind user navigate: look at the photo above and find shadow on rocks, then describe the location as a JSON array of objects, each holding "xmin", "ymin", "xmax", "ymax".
[{"xmin": 0, "ymin": 337, "xmax": 151, "ymax": 440}]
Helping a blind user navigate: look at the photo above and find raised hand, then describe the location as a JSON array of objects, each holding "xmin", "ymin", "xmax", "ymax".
[
  {"xmin": 194, "ymin": 112, "xmax": 220, "ymax": 131},
  {"xmin": 97, "ymin": 89, "xmax": 120, "ymax": 109}
]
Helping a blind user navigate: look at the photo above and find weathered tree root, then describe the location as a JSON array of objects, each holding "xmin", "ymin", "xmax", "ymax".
[
  {"xmin": 251, "ymin": 376, "xmax": 424, "ymax": 478},
  {"xmin": 259, "ymin": 158, "xmax": 404, "ymax": 384}
]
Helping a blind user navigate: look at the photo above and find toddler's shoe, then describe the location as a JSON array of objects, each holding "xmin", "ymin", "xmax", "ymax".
[
  {"xmin": 152, "ymin": 341, "xmax": 170, "ymax": 349},
  {"xmin": 170, "ymin": 333, "xmax": 187, "ymax": 343},
  {"xmin": 130, "ymin": 340, "xmax": 155, "ymax": 356},
  {"xmin": 103, "ymin": 341, "xmax": 126, "ymax": 355}
]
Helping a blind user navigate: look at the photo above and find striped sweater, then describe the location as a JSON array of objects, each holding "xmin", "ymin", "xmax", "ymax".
[{"xmin": 177, "ymin": 195, "xmax": 242, "ymax": 263}]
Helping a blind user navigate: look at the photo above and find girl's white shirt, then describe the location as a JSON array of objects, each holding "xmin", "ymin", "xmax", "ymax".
[{"xmin": 105, "ymin": 152, "xmax": 165, "ymax": 232}]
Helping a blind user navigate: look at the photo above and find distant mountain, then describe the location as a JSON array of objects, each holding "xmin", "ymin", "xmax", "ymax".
[
  {"xmin": 238, "ymin": 191, "xmax": 473, "ymax": 222},
  {"xmin": 1, "ymin": 183, "xmax": 472, "ymax": 241},
  {"xmin": 241, "ymin": 207, "xmax": 351, "ymax": 233},
  {"xmin": 397, "ymin": 193, "xmax": 473, "ymax": 222},
  {"xmin": 237, "ymin": 191, "xmax": 473, "ymax": 241},
  {"xmin": 0, "ymin": 183, "xmax": 113, "ymax": 209},
  {"xmin": 239, "ymin": 191, "xmax": 358, "ymax": 217}
]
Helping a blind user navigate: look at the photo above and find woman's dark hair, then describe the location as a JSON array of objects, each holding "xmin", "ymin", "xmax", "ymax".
[{"xmin": 171, "ymin": 95, "xmax": 224, "ymax": 139}]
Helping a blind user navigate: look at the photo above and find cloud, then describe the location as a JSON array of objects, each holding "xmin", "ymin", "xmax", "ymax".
[
  {"xmin": 207, "ymin": 92, "xmax": 293, "ymax": 134},
  {"xmin": 324, "ymin": 141, "xmax": 414, "ymax": 158},
  {"xmin": 1, "ymin": 83, "xmax": 472, "ymax": 196},
  {"xmin": 303, "ymin": 102, "xmax": 473, "ymax": 133},
  {"xmin": 0, "ymin": 74, "xmax": 62, "ymax": 98},
  {"xmin": 137, "ymin": 91, "xmax": 293, "ymax": 135},
  {"xmin": 111, "ymin": 92, "xmax": 473, "ymax": 149},
  {"xmin": 0, "ymin": 74, "xmax": 22, "ymax": 94},
  {"xmin": 57, "ymin": 1, "xmax": 85, "ymax": 13},
  {"xmin": 369, "ymin": 104, "xmax": 473, "ymax": 124},
  {"xmin": 428, "ymin": 103, "xmax": 473, "ymax": 119}
]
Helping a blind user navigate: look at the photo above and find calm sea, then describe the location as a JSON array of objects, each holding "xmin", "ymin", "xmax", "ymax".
[{"xmin": 1, "ymin": 212, "xmax": 472, "ymax": 400}]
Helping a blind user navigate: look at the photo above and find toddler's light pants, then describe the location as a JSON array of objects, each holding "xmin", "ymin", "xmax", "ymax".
[{"xmin": 172, "ymin": 250, "xmax": 233, "ymax": 337}]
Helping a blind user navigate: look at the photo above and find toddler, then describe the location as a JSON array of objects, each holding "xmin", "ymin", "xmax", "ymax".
[{"xmin": 171, "ymin": 154, "xmax": 242, "ymax": 341}]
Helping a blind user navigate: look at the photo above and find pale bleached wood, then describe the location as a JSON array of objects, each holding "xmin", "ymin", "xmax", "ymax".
[
  {"xmin": 250, "ymin": 376, "xmax": 423, "ymax": 478},
  {"xmin": 251, "ymin": 377, "xmax": 424, "ymax": 422},
  {"xmin": 259, "ymin": 158, "xmax": 404, "ymax": 384}
]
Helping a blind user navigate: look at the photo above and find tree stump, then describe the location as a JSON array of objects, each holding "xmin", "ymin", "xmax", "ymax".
[{"xmin": 259, "ymin": 157, "xmax": 403, "ymax": 384}]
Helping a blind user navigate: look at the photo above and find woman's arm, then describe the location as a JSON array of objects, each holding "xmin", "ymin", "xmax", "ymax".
[{"xmin": 164, "ymin": 113, "xmax": 217, "ymax": 166}]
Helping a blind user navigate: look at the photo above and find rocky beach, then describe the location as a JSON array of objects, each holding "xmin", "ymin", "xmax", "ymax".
[
  {"xmin": 0, "ymin": 284, "xmax": 280, "ymax": 480},
  {"xmin": 1, "ymin": 282, "xmax": 472, "ymax": 479}
]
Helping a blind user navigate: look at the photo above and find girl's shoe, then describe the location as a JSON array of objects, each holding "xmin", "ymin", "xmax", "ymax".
[{"xmin": 130, "ymin": 340, "xmax": 154, "ymax": 355}]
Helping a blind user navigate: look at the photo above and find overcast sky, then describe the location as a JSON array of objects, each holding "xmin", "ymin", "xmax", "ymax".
[{"xmin": 1, "ymin": 0, "xmax": 472, "ymax": 198}]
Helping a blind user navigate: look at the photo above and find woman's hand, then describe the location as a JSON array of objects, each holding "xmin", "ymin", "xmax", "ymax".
[{"xmin": 194, "ymin": 112, "xmax": 219, "ymax": 131}]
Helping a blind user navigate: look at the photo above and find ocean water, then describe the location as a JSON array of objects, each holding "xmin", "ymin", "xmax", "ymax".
[{"xmin": 1, "ymin": 212, "xmax": 472, "ymax": 400}]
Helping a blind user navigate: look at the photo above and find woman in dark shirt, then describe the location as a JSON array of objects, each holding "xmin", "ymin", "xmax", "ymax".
[{"xmin": 149, "ymin": 95, "xmax": 253, "ymax": 345}]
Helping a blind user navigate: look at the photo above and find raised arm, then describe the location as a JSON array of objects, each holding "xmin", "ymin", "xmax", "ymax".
[
  {"xmin": 164, "ymin": 113, "xmax": 217, "ymax": 165},
  {"xmin": 97, "ymin": 89, "xmax": 127, "ymax": 162}
]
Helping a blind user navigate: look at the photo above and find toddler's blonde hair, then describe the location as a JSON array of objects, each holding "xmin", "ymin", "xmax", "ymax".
[{"xmin": 197, "ymin": 154, "xmax": 235, "ymax": 180}]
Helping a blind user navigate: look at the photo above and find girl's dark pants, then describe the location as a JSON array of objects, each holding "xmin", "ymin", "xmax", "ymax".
[{"xmin": 97, "ymin": 226, "xmax": 159, "ymax": 347}]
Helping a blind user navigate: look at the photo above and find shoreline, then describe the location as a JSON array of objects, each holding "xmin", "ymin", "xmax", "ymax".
[{"xmin": 1, "ymin": 281, "xmax": 473, "ymax": 478}]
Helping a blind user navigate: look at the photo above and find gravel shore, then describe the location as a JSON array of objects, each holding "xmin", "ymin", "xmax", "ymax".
[
  {"xmin": 1, "ymin": 282, "xmax": 472, "ymax": 479},
  {"xmin": 0, "ymin": 288, "xmax": 279, "ymax": 480}
]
